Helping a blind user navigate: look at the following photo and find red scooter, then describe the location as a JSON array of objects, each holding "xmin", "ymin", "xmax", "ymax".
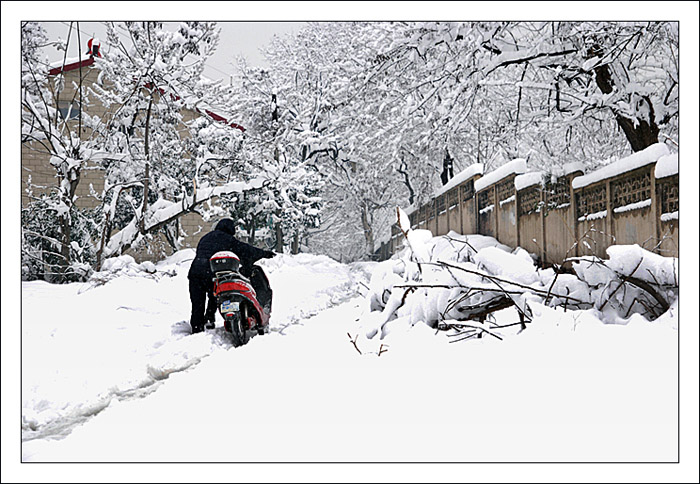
[{"xmin": 209, "ymin": 251, "xmax": 270, "ymax": 346}]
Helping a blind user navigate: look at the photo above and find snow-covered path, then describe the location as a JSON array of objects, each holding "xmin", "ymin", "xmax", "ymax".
[
  {"xmin": 21, "ymin": 251, "xmax": 370, "ymax": 453},
  {"xmin": 21, "ymin": 250, "xmax": 678, "ymax": 463}
]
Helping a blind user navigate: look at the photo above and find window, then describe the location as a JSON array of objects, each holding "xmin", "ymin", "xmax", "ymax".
[{"xmin": 58, "ymin": 100, "xmax": 80, "ymax": 121}]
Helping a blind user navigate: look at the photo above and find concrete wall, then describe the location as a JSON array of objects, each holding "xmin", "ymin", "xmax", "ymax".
[
  {"xmin": 378, "ymin": 156, "xmax": 679, "ymax": 265},
  {"xmin": 518, "ymin": 210, "xmax": 541, "ymax": 260},
  {"xmin": 461, "ymin": 197, "xmax": 477, "ymax": 235}
]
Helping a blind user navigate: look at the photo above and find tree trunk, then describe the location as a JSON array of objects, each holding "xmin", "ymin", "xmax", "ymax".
[
  {"xmin": 59, "ymin": 171, "xmax": 81, "ymax": 277},
  {"xmin": 60, "ymin": 215, "xmax": 71, "ymax": 276},
  {"xmin": 140, "ymin": 94, "xmax": 154, "ymax": 234},
  {"xmin": 360, "ymin": 203, "xmax": 374, "ymax": 257},
  {"xmin": 592, "ymin": 62, "xmax": 659, "ymax": 152},
  {"xmin": 247, "ymin": 214, "xmax": 256, "ymax": 245},
  {"xmin": 292, "ymin": 231, "xmax": 299, "ymax": 254},
  {"xmin": 397, "ymin": 161, "xmax": 415, "ymax": 205},
  {"xmin": 275, "ymin": 221, "xmax": 284, "ymax": 253}
]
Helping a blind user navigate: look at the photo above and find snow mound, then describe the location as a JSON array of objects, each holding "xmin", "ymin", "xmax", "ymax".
[{"xmin": 473, "ymin": 246, "xmax": 539, "ymax": 285}]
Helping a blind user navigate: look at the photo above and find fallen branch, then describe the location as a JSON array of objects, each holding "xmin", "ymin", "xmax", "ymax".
[
  {"xmin": 347, "ymin": 333, "xmax": 362, "ymax": 355},
  {"xmin": 426, "ymin": 261, "xmax": 589, "ymax": 305}
]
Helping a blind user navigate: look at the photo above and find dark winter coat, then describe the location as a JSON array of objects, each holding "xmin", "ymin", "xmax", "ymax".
[{"xmin": 187, "ymin": 218, "xmax": 274, "ymax": 281}]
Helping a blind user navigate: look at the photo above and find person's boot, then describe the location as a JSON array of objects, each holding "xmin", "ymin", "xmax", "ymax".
[{"xmin": 204, "ymin": 319, "xmax": 215, "ymax": 330}]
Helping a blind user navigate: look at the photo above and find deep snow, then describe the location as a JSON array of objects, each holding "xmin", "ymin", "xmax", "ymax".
[{"xmin": 20, "ymin": 247, "xmax": 678, "ymax": 463}]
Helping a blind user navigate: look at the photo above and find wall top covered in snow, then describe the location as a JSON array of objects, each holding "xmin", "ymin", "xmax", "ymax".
[
  {"xmin": 514, "ymin": 171, "xmax": 545, "ymax": 191},
  {"xmin": 474, "ymin": 158, "xmax": 527, "ymax": 192},
  {"xmin": 562, "ymin": 162, "xmax": 585, "ymax": 176},
  {"xmin": 572, "ymin": 143, "xmax": 670, "ymax": 189},
  {"xmin": 434, "ymin": 163, "xmax": 484, "ymax": 199},
  {"xmin": 654, "ymin": 153, "xmax": 678, "ymax": 179}
]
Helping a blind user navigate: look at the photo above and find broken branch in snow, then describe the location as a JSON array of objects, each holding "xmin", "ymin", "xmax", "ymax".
[
  {"xmin": 426, "ymin": 261, "xmax": 589, "ymax": 306},
  {"xmin": 600, "ymin": 256, "xmax": 644, "ymax": 312},
  {"xmin": 347, "ymin": 333, "xmax": 362, "ymax": 355}
]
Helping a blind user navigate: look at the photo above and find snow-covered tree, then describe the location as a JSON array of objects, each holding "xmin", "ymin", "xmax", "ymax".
[
  {"xmin": 21, "ymin": 21, "xmax": 103, "ymax": 281},
  {"xmin": 90, "ymin": 21, "xmax": 264, "ymax": 263},
  {"xmin": 228, "ymin": 30, "xmax": 336, "ymax": 253}
]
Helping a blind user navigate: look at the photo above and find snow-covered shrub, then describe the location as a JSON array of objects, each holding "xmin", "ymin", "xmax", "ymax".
[{"xmin": 21, "ymin": 194, "xmax": 99, "ymax": 283}]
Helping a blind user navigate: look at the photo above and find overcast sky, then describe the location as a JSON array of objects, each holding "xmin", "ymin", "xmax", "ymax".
[{"xmin": 40, "ymin": 21, "xmax": 305, "ymax": 83}]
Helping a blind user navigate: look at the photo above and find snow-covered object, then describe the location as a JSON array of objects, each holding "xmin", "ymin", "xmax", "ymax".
[
  {"xmin": 613, "ymin": 199, "xmax": 651, "ymax": 214},
  {"xmin": 514, "ymin": 171, "xmax": 544, "ymax": 191},
  {"xmin": 499, "ymin": 195, "xmax": 515, "ymax": 206},
  {"xmin": 363, "ymin": 231, "xmax": 678, "ymax": 341},
  {"xmin": 578, "ymin": 210, "xmax": 607, "ymax": 222},
  {"xmin": 48, "ymin": 54, "xmax": 93, "ymax": 70},
  {"xmin": 473, "ymin": 246, "xmax": 539, "ymax": 285},
  {"xmin": 572, "ymin": 244, "xmax": 678, "ymax": 323},
  {"xmin": 434, "ymin": 163, "xmax": 484, "ymax": 198},
  {"xmin": 99, "ymin": 255, "xmax": 162, "ymax": 277},
  {"xmin": 604, "ymin": 244, "xmax": 678, "ymax": 286},
  {"xmin": 103, "ymin": 177, "xmax": 267, "ymax": 258},
  {"xmin": 572, "ymin": 143, "xmax": 670, "ymax": 189},
  {"xmin": 474, "ymin": 158, "xmax": 527, "ymax": 192},
  {"xmin": 563, "ymin": 162, "xmax": 585, "ymax": 176},
  {"xmin": 654, "ymin": 153, "xmax": 678, "ymax": 179},
  {"xmin": 479, "ymin": 204, "xmax": 495, "ymax": 214},
  {"xmin": 660, "ymin": 211, "xmax": 678, "ymax": 222},
  {"xmin": 100, "ymin": 254, "xmax": 137, "ymax": 272},
  {"xmin": 406, "ymin": 229, "xmax": 433, "ymax": 264},
  {"xmin": 396, "ymin": 207, "xmax": 411, "ymax": 233}
]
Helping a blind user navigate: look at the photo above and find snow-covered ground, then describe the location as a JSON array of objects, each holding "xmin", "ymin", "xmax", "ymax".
[
  {"xmin": 21, "ymin": 250, "xmax": 367, "ymax": 449},
  {"xmin": 20, "ymin": 245, "xmax": 679, "ymax": 464}
]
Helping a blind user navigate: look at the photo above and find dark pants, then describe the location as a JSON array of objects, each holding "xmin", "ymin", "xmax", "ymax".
[{"xmin": 189, "ymin": 276, "xmax": 217, "ymax": 332}]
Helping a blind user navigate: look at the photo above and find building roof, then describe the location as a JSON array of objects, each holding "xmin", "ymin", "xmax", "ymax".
[
  {"xmin": 48, "ymin": 56, "xmax": 95, "ymax": 76},
  {"xmin": 48, "ymin": 50, "xmax": 245, "ymax": 132}
]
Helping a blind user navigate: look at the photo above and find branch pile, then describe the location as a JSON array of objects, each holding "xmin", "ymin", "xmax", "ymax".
[{"xmin": 360, "ymin": 209, "xmax": 678, "ymax": 342}]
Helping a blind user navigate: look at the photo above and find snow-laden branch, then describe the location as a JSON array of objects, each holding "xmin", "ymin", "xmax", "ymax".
[{"xmin": 103, "ymin": 176, "xmax": 267, "ymax": 258}]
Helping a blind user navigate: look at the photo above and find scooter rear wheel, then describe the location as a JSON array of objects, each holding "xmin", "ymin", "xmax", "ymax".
[{"xmin": 230, "ymin": 305, "xmax": 250, "ymax": 348}]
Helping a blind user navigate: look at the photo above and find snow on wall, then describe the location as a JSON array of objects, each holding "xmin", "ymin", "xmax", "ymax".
[
  {"xmin": 572, "ymin": 143, "xmax": 670, "ymax": 189},
  {"xmin": 499, "ymin": 195, "xmax": 515, "ymax": 207},
  {"xmin": 563, "ymin": 162, "xmax": 585, "ymax": 176},
  {"xmin": 479, "ymin": 204, "xmax": 495, "ymax": 215},
  {"xmin": 578, "ymin": 210, "xmax": 607, "ymax": 222},
  {"xmin": 433, "ymin": 163, "xmax": 484, "ymax": 198},
  {"xmin": 660, "ymin": 211, "xmax": 678, "ymax": 222},
  {"xmin": 654, "ymin": 153, "xmax": 678, "ymax": 179},
  {"xmin": 474, "ymin": 158, "xmax": 527, "ymax": 192},
  {"xmin": 613, "ymin": 199, "xmax": 651, "ymax": 214},
  {"xmin": 514, "ymin": 171, "xmax": 544, "ymax": 191}
]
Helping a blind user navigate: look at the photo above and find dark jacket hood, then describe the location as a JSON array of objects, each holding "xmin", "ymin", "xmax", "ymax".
[{"xmin": 215, "ymin": 218, "xmax": 237, "ymax": 235}]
